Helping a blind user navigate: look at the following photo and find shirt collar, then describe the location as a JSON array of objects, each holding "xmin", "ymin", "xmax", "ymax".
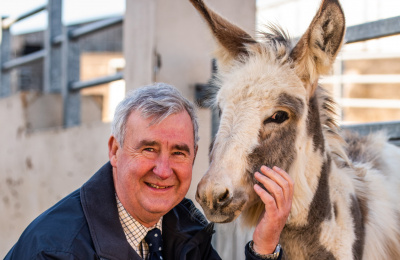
[{"xmin": 116, "ymin": 194, "xmax": 163, "ymax": 252}]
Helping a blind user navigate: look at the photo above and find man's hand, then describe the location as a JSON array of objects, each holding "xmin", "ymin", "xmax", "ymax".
[{"xmin": 252, "ymin": 166, "xmax": 294, "ymax": 254}]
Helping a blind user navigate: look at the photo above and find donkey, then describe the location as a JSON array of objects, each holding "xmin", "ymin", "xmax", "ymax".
[{"xmin": 190, "ymin": 0, "xmax": 400, "ymax": 259}]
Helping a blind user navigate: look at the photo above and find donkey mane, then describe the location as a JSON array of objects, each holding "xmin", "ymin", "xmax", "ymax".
[
  {"xmin": 314, "ymin": 86, "xmax": 350, "ymax": 166},
  {"xmin": 213, "ymin": 24, "xmax": 292, "ymax": 72},
  {"xmin": 257, "ymin": 24, "xmax": 292, "ymax": 60},
  {"xmin": 208, "ymin": 25, "xmax": 292, "ymax": 109}
]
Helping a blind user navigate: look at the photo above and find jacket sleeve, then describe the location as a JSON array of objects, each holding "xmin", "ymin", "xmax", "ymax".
[
  {"xmin": 245, "ymin": 242, "xmax": 283, "ymax": 260},
  {"xmin": 203, "ymin": 245, "xmax": 223, "ymax": 260}
]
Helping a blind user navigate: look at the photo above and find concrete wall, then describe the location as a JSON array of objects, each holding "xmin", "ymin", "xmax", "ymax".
[
  {"xmin": 1, "ymin": 0, "xmax": 255, "ymax": 257},
  {"xmin": 0, "ymin": 93, "xmax": 110, "ymax": 256}
]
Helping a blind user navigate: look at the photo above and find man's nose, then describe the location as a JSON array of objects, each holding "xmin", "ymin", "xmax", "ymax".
[{"xmin": 153, "ymin": 154, "xmax": 173, "ymax": 179}]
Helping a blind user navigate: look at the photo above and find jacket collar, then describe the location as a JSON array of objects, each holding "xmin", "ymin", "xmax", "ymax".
[
  {"xmin": 80, "ymin": 162, "xmax": 141, "ymax": 260},
  {"xmin": 163, "ymin": 201, "xmax": 216, "ymax": 259}
]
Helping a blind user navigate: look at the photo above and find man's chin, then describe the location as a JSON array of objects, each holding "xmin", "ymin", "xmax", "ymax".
[{"xmin": 142, "ymin": 198, "xmax": 178, "ymax": 215}]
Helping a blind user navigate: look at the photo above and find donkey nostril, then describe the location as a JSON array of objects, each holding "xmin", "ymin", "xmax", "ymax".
[{"xmin": 217, "ymin": 189, "xmax": 230, "ymax": 203}]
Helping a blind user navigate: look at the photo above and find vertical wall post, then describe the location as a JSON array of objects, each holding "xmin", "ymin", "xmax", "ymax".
[
  {"xmin": 0, "ymin": 17, "xmax": 11, "ymax": 97},
  {"xmin": 61, "ymin": 26, "xmax": 81, "ymax": 127},
  {"xmin": 44, "ymin": 0, "xmax": 63, "ymax": 93},
  {"xmin": 123, "ymin": 0, "xmax": 156, "ymax": 92}
]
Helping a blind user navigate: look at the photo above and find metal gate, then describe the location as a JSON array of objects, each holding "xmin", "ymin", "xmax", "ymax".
[{"xmin": 0, "ymin": 0, "xmax": 123, "ymax": 127}]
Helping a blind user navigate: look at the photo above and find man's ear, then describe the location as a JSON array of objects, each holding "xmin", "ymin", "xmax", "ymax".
[{"xmin": 108, "ymin": 136, "xmax": 120, "ymax": 167}]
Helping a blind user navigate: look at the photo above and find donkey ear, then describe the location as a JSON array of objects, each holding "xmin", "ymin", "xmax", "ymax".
[
  {"xmin": 189, "ymin": 0, "xmax": 256, "ymax": 67},
  {"xmin": 290, "ymin": 0, "xmax": 345, "ymax": 95}
]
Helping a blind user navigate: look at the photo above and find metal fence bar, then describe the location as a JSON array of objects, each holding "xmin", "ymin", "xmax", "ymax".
[
  {"xmin": 44, "ymin": 0, "xmax": 63, "ymax": 93},
  {"xmin": 339, "ymin": 98, "xmax": 400, "ymax": 109},
  {"xmin": 1, "ymin": 4, "xmax": 46, "ymax": 29},
  {"xmin": 0, "ymin": 19, "xmax": 11, "ymax": 97},
  {"xmin": 70, "ymin": 71, "xmax": 124, "ymax": 91},
  {"xmin": 321, "ymin": 74, "xmax": 400, "ymax": 84},
  {"xmin": 342, "ymin": 121, "xmax": 400, "ymax": 146},
  {"xmin": 69, "ymin": 16, "xmax": 123, "ymax": 39},
  {"xmin": 62, "ymin": 25, "xmax": 81, "ymax": 127},
  {"xmin": 2, "ymin": 50, "xmax": 46, "ymax": 70},
  {"xmin": 60, "ymin": 15, "xmax": 123, "ymax": 127},
  {"xmin": 52, "ymin": 18, "xmax": 125, "ymax": 45},
  {"xmin": 342, "ymin": 120, "xmax": 400, "ymax": 137},
  {"xmin": 52, "ymin": 34, "xmax": 64, "ymax": 45},
  {"xmin": 1, "ymin": 3, "xmax": 46, "ymax": 97},
  {"xmin": 345, "ymin": 15, "xmax": 400, "ymax": 44}
]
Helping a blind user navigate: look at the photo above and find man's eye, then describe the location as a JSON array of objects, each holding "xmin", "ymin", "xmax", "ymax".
[
  {"xmin": 144, "ymin": 148, "xmax": 155, "ymax": 152},
  {"xmin": 173, "ymin": 151, "xmax": 185, "ymax": 156}
]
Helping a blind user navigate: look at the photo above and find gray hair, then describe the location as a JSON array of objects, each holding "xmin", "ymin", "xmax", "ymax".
[{"xmin": 111, "ymin": 82, "xmax": 199, "ymax": 148}]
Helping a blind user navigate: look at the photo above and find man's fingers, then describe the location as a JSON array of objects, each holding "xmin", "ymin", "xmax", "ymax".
[
  {"xmin": 253, "ymin": 183, "xmax": 279, "ymax": 212},
  {"xmin": 254, "ymin": 166, "xmax": 294, "ymax": 210},
  {"xmin": 272, "ymin": 166, "xmax": 294, "ymax": 199},
  {"xmin": 252, "ymin": 166, "xmax": 294, "ymax": 257}
]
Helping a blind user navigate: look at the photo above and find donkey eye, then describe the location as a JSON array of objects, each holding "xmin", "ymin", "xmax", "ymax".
[{"xmin": 263, "ymin": 111, "xmax": 289, "ymax": 124}]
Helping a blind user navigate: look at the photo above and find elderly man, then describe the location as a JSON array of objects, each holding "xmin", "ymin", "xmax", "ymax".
[{"xmin": 5, "ymin": 83, "xmax": 293, "ymax": 260}]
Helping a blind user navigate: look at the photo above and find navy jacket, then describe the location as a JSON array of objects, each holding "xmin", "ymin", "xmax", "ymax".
[{"xmin": 5, "ymin": 162, "xmax": 276, "ymax": 260}]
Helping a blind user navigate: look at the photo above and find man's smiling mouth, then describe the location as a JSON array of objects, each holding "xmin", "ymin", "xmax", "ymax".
[{"xmin": 146, "ymin": 183, "xmax": 171, "ymax": 189}]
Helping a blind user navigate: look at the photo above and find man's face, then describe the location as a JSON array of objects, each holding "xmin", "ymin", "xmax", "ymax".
[{"xmin": 109, "ymin": 110, "xmax": 196, "ymax": 227}]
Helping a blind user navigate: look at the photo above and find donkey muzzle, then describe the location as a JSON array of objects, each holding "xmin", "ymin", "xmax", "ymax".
[{"xmin": 196, "ymin": 177, "xmax": 248, "ymax": 223}]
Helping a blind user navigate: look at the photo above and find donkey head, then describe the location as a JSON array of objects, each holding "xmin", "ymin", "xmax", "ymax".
[{"xmin": 192, "ymin": 0, "xmax": 345, "ymax": 225}]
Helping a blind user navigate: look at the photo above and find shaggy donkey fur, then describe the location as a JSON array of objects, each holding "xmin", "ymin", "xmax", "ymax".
[{"xmin": 190, "ymin": 0, "xmax": 400, "ymax": 259}]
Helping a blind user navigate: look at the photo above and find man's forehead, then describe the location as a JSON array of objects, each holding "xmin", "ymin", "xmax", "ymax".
[{"xmin": 128, "ymin": 110, "xmax": 195, "ymax": 144}]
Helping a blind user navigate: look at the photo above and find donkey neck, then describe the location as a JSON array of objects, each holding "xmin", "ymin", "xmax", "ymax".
[{"xmin": 289, "ymin": 95, "xmax": 333, "ymax": 226}]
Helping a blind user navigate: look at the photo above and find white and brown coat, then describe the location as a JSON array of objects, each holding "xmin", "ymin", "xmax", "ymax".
[{"xmin": 190, "ymin": 0, "xmax": 400, "ymax": 259}]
